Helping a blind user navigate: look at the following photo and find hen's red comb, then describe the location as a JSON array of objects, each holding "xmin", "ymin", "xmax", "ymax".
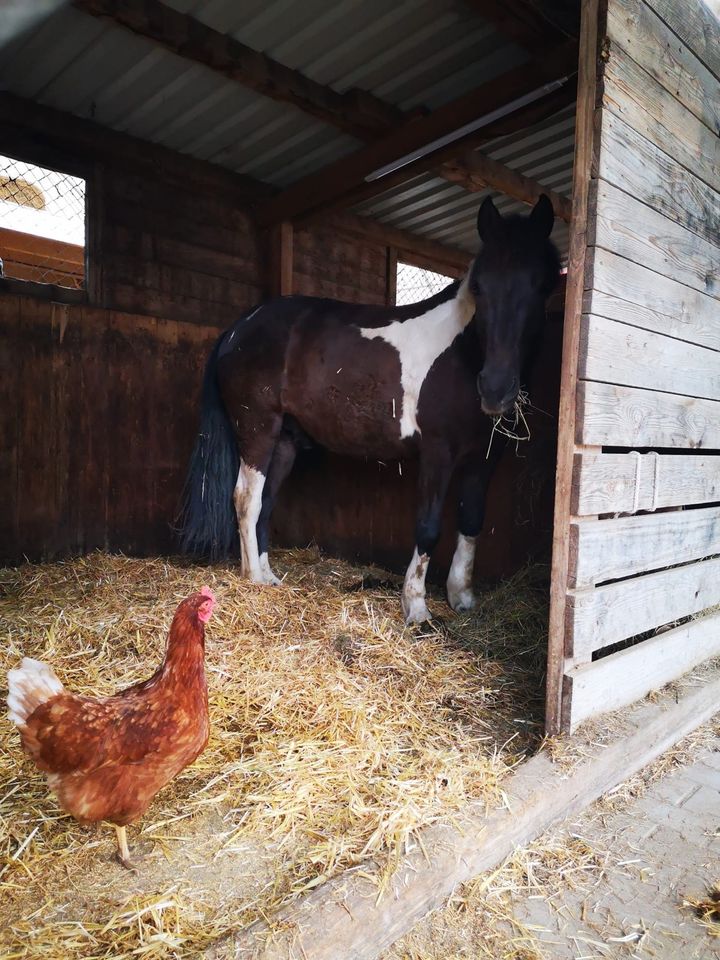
[{"xmin": 198, "ymin": 586, "xmax": 216, "ymax": 623}]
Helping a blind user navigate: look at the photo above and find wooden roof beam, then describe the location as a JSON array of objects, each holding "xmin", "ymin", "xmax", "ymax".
[
  {"xmin": 258, "ymin": 58, "xmax": 577, "ymax": 227},
  {"xmin": 74, "ymin": 0, "xmax": 576, "ymax": 224},
  {"xmin": 312, "ymin": 84, "xmax": 575, "ymax": 220},
  {"xmin": 440, "ymin": 147, "xmax": 572, "ymax": 221},
  {"xmin": 72, "ymin": 0, "xmax": 405, "ymax": 140}
]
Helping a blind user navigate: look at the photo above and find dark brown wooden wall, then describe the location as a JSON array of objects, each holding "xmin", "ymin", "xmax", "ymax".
[
  {"xmin": 0, "ymin": 95, "xmax": 269, "ymax": 326},
  {"xmin": 292, "ymin": 221, "xmax": 389, "ymax": 304},
  {"xmin": 0, "ymin": 293, "xmax": 223, "ymax": 562}
]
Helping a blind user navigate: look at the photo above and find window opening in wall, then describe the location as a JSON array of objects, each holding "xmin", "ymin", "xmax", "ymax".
[
  {"xmin": 395, "ymin": 261, "xmax": 454, "ymax": 306},
  {"xmin": 0, "ymin": 153, "xmax": 86, "ymax": 289}
]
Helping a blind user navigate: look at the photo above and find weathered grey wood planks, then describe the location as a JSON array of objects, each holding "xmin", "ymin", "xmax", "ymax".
[
  {"xmin": 601, "ymin": 52, "xmax": 720, "ymax": 193},
  {"xmin": 589, "ymin": 180, "xmax": 720, "ymax": 298},
  {"xmin": 564, "ymin": 609, "xmax": 720, "ymax": 729},
  {"xmin": 645, "ymin": 0, "xmax": 720, "ymax": 82},
  {"xmin": 607, "ymin": 0, "xmax": 720, "ymax": 134},
  {"xmin": 567, "ymin": 557, "xmax": 720, "ymax": 660},
  {"xmin": 554, "ymin": 0, "xmax": 720, "ymax": 734},
  {"xmin": 596, "ymin": 109, "xmax": 720, "ymax": 246},
  {"xmin": 584, "ymin": 250, "xmax": 720, "ymax": 352},
  {"xmin": 578, "ymin": 381, "xmax": 720, "ymax": 449},
  {"xmin": 573, "ymin": 451, "xmax": 720, "ymax": 515},
  {"xmin": 570, "ymin": 506, "xmax": 720, "ymax": 589},
  {"xmin": 580, "ymin": 314, "xmax": 720, "ymax": 400}
]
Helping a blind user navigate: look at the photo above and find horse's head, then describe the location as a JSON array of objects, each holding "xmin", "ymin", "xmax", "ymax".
[{"xmin": 469, "ymin": 194, "xmax": 560, "ymax": 417}]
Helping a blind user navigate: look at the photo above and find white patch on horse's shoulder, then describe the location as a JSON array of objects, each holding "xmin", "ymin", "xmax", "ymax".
[{"xmin": 358, "ymin": 276, "xmax": 474, "ymax": 438}]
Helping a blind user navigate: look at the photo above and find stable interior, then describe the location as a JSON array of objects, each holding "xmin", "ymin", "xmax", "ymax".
[{"xmin": 0, "ymin": 0, "xmax": 582, "ymax": 953}]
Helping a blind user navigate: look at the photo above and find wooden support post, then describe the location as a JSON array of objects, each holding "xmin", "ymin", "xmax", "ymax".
[
  {"xmin": 268, "ymin": 221, "xmax": 293, "ymax": 298},
  {"xmin": 385, "ymin": 247, "xmax": 398, "ymax": 306},
  {"xmin": 545, "ymin": 0, "xmax": 600, "ymax": 736}
]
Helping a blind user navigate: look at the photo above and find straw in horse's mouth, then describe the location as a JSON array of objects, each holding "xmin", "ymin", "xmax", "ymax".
[{"xmin": 486, "ymin": 389, "xmax": 531, "ymax": 458}]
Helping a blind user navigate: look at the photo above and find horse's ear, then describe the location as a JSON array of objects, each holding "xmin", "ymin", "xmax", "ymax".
[
  {"xmin": 477, "ymin": 195, "xmax": 502, "ymax": 242},
  {"xmin": 530, "ymin": 193, "xmax": 554, "ymax": 238}
]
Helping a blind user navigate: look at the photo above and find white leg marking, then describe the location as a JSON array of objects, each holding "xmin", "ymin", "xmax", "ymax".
[
  {"xmin": 447, "ymin": 533, "xmax": 477, "ymax": 613},
  {"xmin": 259, "ymin": 551, "xmax": 281, "ymax": 586},
  {"xmin": 402, "ymin": 548, "xmax": 431, "ymax": 624},
  {"xmin": 233, "ymin": 462, "xmax": 277, "ymax": 585}
]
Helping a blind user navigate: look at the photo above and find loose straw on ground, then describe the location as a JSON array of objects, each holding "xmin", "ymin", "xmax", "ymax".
[{"xmin": 0, "ymin": 550, "xmax": 549, "ymax": 958}]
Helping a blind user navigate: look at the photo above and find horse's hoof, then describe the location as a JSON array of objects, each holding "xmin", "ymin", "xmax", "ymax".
[
  {"xmin": 447, "ymin": 588, "xmax": 477, "ymax": 614},
  {"xmin": 247, "ymin": 571, "xmax": 282, "ymax": 586},
  {"xmin": 402, "ymin": 598, "xmax": 432, "ymax": 625}
]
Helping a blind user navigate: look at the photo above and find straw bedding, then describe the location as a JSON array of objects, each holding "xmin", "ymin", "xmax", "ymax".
[{"xmin": 0, "ymin": 549, "xmax": 549, "ymax": 958}]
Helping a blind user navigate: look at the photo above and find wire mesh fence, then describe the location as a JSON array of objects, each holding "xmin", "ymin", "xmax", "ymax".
[
  {"xmin": 395, "ymin": 261, "xmax": 454, "ymax": 306},
  {"xmin": 0, "ymin": 153, "xmax": 85, "ymax": 288}
]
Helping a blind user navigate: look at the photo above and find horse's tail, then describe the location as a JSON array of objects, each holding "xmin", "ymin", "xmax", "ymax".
[{"xmin": 178, "ymin": 333, "xmax": 239, "ymax": 559}]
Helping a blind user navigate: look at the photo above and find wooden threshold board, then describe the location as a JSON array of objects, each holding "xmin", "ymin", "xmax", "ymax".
[{"xmin": 211, "ymin": 672, "xmax": 720, "ymax": 960}]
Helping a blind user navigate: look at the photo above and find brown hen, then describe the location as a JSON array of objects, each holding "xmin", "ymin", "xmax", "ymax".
[{"xmin": 7, "ymin": 587, "xmax": 215, "ymax": 868}]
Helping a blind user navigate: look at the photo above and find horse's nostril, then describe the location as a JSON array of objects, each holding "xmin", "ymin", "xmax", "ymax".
[{"xmin": 476, "ymin": 373, "xmax": 483, "ymax": 396}]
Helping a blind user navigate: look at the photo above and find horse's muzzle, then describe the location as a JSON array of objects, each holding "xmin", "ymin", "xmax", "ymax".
[
  {"xmin": 481, "ymin": 398, "xmax": 517, "ymax": 417},
  {"xmin": 476, "ymin": 372, "xmax": 517, "ymax": 417}
]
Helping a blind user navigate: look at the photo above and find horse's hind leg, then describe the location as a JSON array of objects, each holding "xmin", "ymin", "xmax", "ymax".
[
  {"xmin": 234, "ymin": 458, "xmax": 270, "ymax": 583},
  {"xmin": 255, "ymin": 431, "xmax": 298, "ymax": 584}
]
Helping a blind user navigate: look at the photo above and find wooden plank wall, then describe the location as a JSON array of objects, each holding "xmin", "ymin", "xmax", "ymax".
[
  {"xmin": 548, "ymin": 0, "xmax": 720, "ymax": 733},
  {"xmin": 0, "ymin": 94, "xmax": 267, "ymax": 326},
  {"xmin": 292, "ymin": 221, "xmax": 388, "ymax": 304},
  {"xmin": 0, "ymin": 293, "xmax": 222, "ymax": 562}
]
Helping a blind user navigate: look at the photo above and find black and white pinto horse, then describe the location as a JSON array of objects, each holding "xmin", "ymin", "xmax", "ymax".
[{"xmin": 180, "ymin": 195, "xmax": 560, "ymax": 623}]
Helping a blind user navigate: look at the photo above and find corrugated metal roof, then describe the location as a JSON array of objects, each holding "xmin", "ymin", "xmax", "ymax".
[
  {"xmin": 0, "ymin": 0, "xmax": 575, "ymax": 252},
  {"xmin": 352, "ymin": 104, "xmax": 575, "ymax": 255}
]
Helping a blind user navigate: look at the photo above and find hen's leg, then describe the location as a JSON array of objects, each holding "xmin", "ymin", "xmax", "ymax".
[{"xmin": 114, "ymin": 825, "xmax": 135, "ymax": 870}]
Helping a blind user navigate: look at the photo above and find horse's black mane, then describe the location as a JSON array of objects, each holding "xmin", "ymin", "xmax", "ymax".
[{"xmin": 394, "ymin": 277, "xmax": 463, "ymax": 319}]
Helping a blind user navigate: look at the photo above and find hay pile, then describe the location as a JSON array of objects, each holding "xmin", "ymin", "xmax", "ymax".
[{"xmin": 0, "ymin": 550, "xmax": 548, "ymax": 958}]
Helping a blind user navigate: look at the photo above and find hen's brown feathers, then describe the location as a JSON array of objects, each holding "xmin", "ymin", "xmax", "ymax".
[{"xmin": 7, "ymin": 589, "xmax": 214, "ymax": 827}]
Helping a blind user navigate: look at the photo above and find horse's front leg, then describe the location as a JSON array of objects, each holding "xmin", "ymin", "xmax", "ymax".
[
  {"xmin": 402, "ymin": 447, "xmax": 453, "ymax": 625},
  {"xmin": 446, "ymin": 455, "xmax": 498, "ymax": 613}
]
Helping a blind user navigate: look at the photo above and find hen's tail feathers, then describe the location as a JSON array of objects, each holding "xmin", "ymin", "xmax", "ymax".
[{"xmin": 7, "ymin": 657, "xmax": 64, "ymax": 726}]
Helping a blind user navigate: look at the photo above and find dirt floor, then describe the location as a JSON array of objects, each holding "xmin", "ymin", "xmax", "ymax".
[
  {"xmin": 383, "ymin": 720, "xmax": 720, "ymax": 960},
  {"xmin": 0, "ymin": 549, "xmax": 549, "ymax": 958}
]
